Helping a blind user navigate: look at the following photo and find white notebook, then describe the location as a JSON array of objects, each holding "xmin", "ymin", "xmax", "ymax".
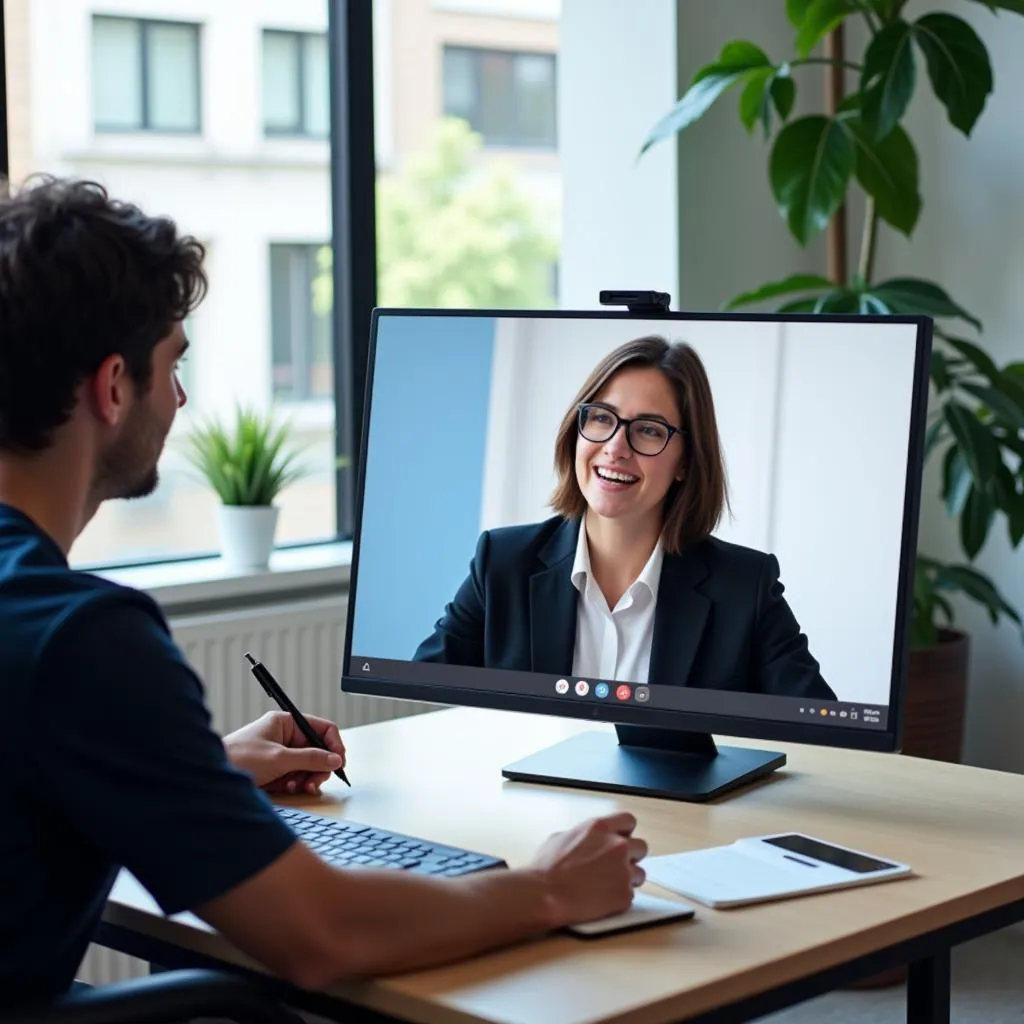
[{"xmin": 644, "ymin": 832, "xmax": 913, "ymax": 908}]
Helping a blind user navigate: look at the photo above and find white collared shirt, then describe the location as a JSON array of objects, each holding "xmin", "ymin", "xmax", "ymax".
[{"xmin": 570, "ymin": 521, "xmax": 664, "ymax": 685}]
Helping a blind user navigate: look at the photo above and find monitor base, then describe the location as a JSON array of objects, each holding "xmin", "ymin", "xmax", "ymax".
[{"xmin": 501, "ymin": 725, "xmax": 786, "ymax": 802}]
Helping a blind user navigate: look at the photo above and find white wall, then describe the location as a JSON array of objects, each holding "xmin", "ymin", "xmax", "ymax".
[
  {"xmin": 671, "ymin": 1, "xmax": 1024, "ymax": 771},
  {"xmin": 477, "ymin": 315, "xmax": 920, "ymax": 705},
  {"xmin": 558, "ymin": 0, "xmax": 679, "ymax": 309}
]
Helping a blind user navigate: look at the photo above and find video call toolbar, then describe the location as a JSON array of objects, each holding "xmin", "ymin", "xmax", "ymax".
[{"xmin": 349, "ymin": 657, "xmax": 890, "ymax": 731}]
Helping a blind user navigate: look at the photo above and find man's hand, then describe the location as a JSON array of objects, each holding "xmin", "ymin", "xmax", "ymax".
[
  {"xmin": 224, "ymin": 710, "xmax": 347, "ymax": 795},
  {"xmin": 527, "ymin": 812, "xmax": 648, "ymax": 925}
]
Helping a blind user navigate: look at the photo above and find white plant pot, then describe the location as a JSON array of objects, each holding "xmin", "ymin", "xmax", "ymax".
[{"xmin": 218, "ymin": 504, "xmax": 280, "ymax": 571}]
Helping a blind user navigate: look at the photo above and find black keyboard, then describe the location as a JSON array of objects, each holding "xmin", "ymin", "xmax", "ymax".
[{"xmin": 276, "ymin": 806, "xmax": 507, "ymax": 878}]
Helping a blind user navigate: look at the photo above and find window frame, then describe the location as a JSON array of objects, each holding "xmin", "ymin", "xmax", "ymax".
[
  {"xmin": 442, "ymin": 43, "xmax": 557, "ymax": 149},
  {"xmin": 0, "ymin": 7, "xmax": 7, "ymax": 174},
  {"xmin": 262, "ymin": 28, "xmax": 330, "ymax": 139},
  {"xmin": 92, "ymin": 15, "xmax": 203, "ymax": 135}
]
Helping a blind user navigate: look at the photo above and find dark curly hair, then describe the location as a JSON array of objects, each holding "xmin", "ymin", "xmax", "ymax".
[{"xmin": 0, "ymin": 175, "xmax": 207, "ymax": 453}]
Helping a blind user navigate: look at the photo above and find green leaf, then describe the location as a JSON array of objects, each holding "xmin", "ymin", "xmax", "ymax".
[
  {"xmin": 993, "ymin": 370, "xmax": 1024, "ymax": 413},
  {"xmin": 814, "ymin": 288, "xmax": 860, "ymax": 313},
  {"xmin": 944, "ymin": 400, "xmax": 999, "ymax": 484},
  {"xmin": 739, "ymin": 67, "xmax": 775, "ymax": 135},
  {"xmin": 640, "ymin": 41, "xmax": 771, "ymax": 155},
  {"xmin": 859, "ymin": 292, "xmax": 891, "ymax": 315},
  {"xmin": 1009, "ymin": 496, "xmax": 1024, "ymax": 548},
  {"xmin": 870, "ymin": 278, "xmax": 982, "ymax": 330},
  {"xmin": 930, "ymin": 350, "xmax": 952, "ymax": 391},
  {"xmin": 796, "ymin": 0, "xmax": 856, "ymax": 58},
  {"xmin": 963, "ymin": 0, "xmax": 1024, "ymax": 12},
  {"xmin": 942, "ymin": 445, "xmax": 972, "ymax": 516},
  {"xmin": 933, "ymin": 593, "xmax": 955, "ymax": 624},
  {"xmin": 723, "ymin": 273, "xmax": 834, "ymax": 310},
  {"xmin": 771, "ymin": 72, "xmax": 796, "ymax": 121},
  {"xmin": 860, "ymin": 22, "xmax": 917, "ymax": 141},
  {"xmin": 960, "ymin": 485, "xmax": 995, "ymax": 558},
  {"xmin": 769, "ymin": 116, "xmax": 856, "ymax": 245},
  {"xmin": 924, "ymin": 416, "xmax": 946, "ymax": 458},
  {"xmin": 776, "ymin": 297, "xmax": 821, "ymax": 313},
  {"xmin": 938, "ymin": 332, "xmax": 999, "ymax": 379},
  {"xmin": 935, "ymin": 564, "xmax": 1022, "ymax": 626},
  {"xmin": 848, "ymin": 120, "xmax": 921, "ymax": 236},
  {"xmin": 959, "ymin": 382, "xmax": 1024, "ymax": 432},
  {"xmin": 787, "ymin": 0, "xmax": 816, "ymax": 26},
  {"xmin": 913, "ymin": 13, "xmax": 993, "ymax": 136}
]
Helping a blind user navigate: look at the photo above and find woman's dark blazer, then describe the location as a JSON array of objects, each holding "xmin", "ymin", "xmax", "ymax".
[{"xmin": 413, "ymin": 516, "xmax": 836, "ymax": 702}]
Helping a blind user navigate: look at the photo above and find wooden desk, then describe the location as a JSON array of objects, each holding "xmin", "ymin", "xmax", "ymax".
[{"xmin": 98, "ymin": 707, "xmax": 1024, "ymax": 1024}]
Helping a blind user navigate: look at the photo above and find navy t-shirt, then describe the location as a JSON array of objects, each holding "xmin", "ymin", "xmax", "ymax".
[{"xmin": 0, "ymin": 505, "xmax": 297, "ymax": 1003}]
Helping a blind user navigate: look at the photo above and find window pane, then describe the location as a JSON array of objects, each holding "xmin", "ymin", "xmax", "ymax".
[
  {"xmin": 303, "ymin": 35, "xmax": 330, "ymax": 137},
  {"xmin": 270, "ymin": 246, "xmax": 298, "ymax": 397},
  {"xmin": 263, "ymin": 31, "xmax": 300, "ymax": 133},
  {"xmin": 376, "ymin": 12, "xmax": 561, "ymax": 311},
  {"xmin": 92, "ymin": 17, "xmax": 142, "ymax": 130},
  {"xmin": 514, "ymin": 53, "xmax": 555, "ymax": 146},
  {"xmin": 442, "ymin": 47, "xmax": 476, "ymax": 122},
  {"xmin": 269, "ymin": 244, "xmax": 334, "ymax": 402},
  {"xmin": 146, "ymin": 23, "xmax": 200, "ymax": 131},
  {"xmin": 5, "ymin": 4, "xmax": 342, "ymax": 566},
  {"xmin": 477, "ymin": 52, "xmax": 514, "ymax": 141}
]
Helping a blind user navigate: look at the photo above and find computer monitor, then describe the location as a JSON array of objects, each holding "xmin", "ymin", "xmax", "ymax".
[{"xmin": 342, "ymin": 308, "xmax": 931, "ymax": 802}]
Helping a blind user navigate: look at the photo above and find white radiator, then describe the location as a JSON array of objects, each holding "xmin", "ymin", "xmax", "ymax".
[{"xmin": 80, "ymin": 594, "xmax": 439, "ymax": 986}]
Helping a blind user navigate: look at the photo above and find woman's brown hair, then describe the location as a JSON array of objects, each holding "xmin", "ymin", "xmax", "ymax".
[{"xmin": 549, "ymin": 335, "xmax": 729, "ymax": 554}]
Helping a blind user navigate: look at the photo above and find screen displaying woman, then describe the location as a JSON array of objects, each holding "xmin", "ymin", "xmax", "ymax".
[{"xmin": 413, "ymin": 334, "xmax": 836, "ymax": 701}]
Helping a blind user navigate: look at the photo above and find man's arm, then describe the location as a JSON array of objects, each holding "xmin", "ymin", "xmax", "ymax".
[
  {"xmin": 32, "ymin": 596, "xmax": 647, "ymax": 989},
  {"xmin": 197, "ymin": 811, "xmax": 644, "ymax": 990}
]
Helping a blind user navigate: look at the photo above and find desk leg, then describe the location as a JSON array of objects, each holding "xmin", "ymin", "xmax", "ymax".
[{"xmin": 907, "ymin": 948, "xmax": 951, "ymax": 1024}]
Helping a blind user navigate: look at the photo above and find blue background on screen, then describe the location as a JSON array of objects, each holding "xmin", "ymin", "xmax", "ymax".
[{"xmin": 351, "ymin": 315, "xmax": 496, "ymax": 659}]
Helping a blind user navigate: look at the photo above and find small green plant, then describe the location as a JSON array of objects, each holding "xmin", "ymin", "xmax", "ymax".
[{"xmin": 186, "ymin": 405, "xmax": 308, "ymax": 507}]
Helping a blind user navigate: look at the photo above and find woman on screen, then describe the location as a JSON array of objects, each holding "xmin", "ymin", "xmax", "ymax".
[{"xmin": 414, "ymin": 334, "xmax": 836, "ymax": 702}]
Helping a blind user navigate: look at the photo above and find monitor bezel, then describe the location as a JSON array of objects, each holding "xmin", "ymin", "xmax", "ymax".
[{"xmin": 341, "ymin": 307, "xmax": 933, "ymax": 755}]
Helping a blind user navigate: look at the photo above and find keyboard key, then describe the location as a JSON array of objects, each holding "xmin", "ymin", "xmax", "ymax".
[{"xmin": 276, "ymin": 807, "xmax": 506, "ymax": 878}]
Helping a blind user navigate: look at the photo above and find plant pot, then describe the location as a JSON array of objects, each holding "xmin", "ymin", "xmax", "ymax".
[
  {"xmin": 217, "ymin": 504, "xmax": 280, "ymax": 571},
  {"xmin": 901, "ymin": 628, "xmax": 970, "ymax": 763}
]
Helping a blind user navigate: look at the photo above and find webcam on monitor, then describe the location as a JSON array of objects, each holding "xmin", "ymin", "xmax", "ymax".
[{"xmin": 598, "ymin": 290, "xmax": 672, "ymax": 314}]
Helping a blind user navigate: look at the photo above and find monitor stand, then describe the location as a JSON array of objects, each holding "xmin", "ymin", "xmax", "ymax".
[{"xmin": 501, "ymin": 725, "xmax": 786, "ymax": 802}]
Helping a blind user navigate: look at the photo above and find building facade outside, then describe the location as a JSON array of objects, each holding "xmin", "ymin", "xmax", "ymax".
[{"xmin": 3, "ymin": 0, "xmax": 560, "ymax": 565}]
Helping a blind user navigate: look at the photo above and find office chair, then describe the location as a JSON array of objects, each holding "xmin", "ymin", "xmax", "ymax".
[{"xmin": 0, "ymin": 968, "xmax": 303, "ymax": 1024}]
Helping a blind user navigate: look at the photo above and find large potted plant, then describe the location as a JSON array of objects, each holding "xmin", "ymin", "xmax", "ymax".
[
  {"xmin": 186, "ymin": 405, "xmax": 308, "ymax": 571},
  {"xmin": 641, "ymin": 0, "xmax": 1024, "ymax": 762}
]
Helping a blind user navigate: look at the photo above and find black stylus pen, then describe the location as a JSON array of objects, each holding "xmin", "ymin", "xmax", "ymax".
[{"xmin": 244, "ymin": 652, "xmax": 350, "ymax": 786}]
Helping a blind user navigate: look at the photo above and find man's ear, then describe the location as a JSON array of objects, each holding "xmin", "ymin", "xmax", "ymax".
[{"xmin": 87, "ymin": 353, "xmax": 133, "ymax": 428}]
